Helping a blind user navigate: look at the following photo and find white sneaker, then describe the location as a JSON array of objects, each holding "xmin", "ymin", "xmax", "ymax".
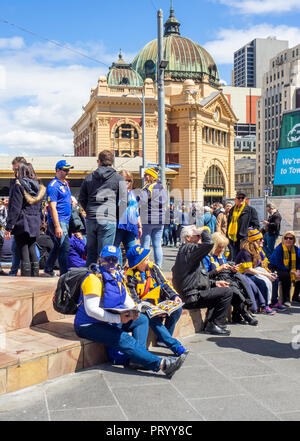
[{"xmin": 156, "ymin": 341, "xmax": 168, "ymax": 348}]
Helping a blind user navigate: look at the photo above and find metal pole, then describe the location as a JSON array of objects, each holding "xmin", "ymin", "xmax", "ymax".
[
  {"xmin": 157, "ymin": 9, "xmax": 166, "ymax": 187},
  {"xmin": 142, "ymin": 88, "xmax": 146, "ymax": 186}
]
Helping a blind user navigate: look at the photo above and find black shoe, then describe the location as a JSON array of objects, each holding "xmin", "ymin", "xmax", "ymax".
[
  {"xmin": 21, "ymin": 263, "xmax": 31, "ymax": 277},
  {"xmin": 292, "ymin": 294, "xmax": 300, "ymax": 303},
  {"xmin": 162, "ymin": 353, "xmax": 188, "ymax": 379},
  {"xmin": 241, "ymin": 309, "xmax": 258, "ymax": 326},
  {"xmin": 204, "ymin": 321, "xmax": 231, "ymax": 336},
  {"xmin": 31, "ymin": 262, "xmax": 40, "ymax": 277},
  {"xmin": 231, "ymin": 313, "xmax": 245, "ymax": 324}
]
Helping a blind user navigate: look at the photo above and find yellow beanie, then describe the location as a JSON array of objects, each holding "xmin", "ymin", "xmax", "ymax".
[
  {"xmin": 248, "ymin": 228, "xmax": 263, "ymax": 242},
  {"xmin": 144, "ymin": 167, "xmax": 159, "ymax": 179}
]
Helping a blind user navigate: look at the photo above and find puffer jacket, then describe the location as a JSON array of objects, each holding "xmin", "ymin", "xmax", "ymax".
[
  {"xmin": 171, "ymin": 229, "xmax": 216, "ymax": 305},
  {"xmin": 6, "ymin": 179, "xmax": 45, "ymax": 237}
]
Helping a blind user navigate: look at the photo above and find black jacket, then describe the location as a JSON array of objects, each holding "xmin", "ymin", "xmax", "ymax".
[
  {"xmin": 78, "ymin": 166, "xmax": 126, "ymax": 222},
  {"xmin": 172, "ymin": 230, "xmax": 216, "ymax": 305},
  {"xmin": 227, "ymin": 204, "xmax": 260, "ymax": 241},
  {"xmin": 266, "ymin": 211, "xmax": 281, "ymax": 236},
  {"xmin": 6, "ymin": 179, "xmax": 45, "ymax": 237}
]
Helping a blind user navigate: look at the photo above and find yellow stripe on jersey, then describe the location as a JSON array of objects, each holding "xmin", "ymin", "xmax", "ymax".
[{"xmin": 81, "ymin": 274, "xmax": 102, "ymax": 297}]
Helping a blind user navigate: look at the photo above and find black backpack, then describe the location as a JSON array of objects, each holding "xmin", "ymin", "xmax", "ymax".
[{"xmin": 53, "ymin": 266, "xmax": 99, "ymax": 314}]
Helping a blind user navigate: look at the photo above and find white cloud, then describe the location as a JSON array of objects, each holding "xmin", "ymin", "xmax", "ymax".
[
  {"xmin": 0, "ymin": 37, "xmax": 123, "ymax": 156},
  {"xmin": 219, "ymin": 0, "xmax": 300, "ymax": 14},
  {"xmin": 0, "ymin": 37, "xmax": 24, "ymax": 50},
  {"xmin": 204, "ymin": 23, "xmax": 300, "ymax": 64}
]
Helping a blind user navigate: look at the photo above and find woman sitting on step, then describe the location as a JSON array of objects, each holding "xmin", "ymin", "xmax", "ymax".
[{"xmin": 203, "ymin": 232, "xmax": 258, "ymax": 326}]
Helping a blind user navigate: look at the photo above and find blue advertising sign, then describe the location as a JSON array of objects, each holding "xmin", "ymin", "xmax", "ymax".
[{"xmin": 273, "ymin": 147, "xmax": 300, "ymax": 185}]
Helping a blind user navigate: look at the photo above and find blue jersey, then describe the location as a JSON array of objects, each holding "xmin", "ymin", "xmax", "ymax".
[{"xmin": 47, "ymin": 177, "xmax": 71, "ymax": 223}]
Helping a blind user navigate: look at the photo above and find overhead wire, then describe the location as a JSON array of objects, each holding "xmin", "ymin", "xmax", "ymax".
[{"xmin": 0, "ymin": 17, "xmax": 110, "ymax": 67}]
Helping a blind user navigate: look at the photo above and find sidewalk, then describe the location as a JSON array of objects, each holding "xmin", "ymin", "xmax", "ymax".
[{"xmin": 1, "ymin": 247, "xmax": 300, "ymax": 421}]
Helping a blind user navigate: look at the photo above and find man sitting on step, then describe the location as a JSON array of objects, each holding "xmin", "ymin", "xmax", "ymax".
[
  {"xmin": 73, "ymin": 245, "xmax": 187, "ymax": 379},
  {"xmin": 172, "ymin": 226, "xmax": 233, "ymax": 336}
]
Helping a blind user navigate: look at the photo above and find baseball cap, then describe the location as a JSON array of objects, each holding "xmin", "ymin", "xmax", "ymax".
[
  {"xmin": 55, "ymin": 160, "xmax": 74, "ymax": 171},
  {"xmin": 236, "ymin": 191, "xmax": 247, "ymax": 198},
  {"xmin": 101, "ymin": 245, "xmax": 120, "ymax": 260}
]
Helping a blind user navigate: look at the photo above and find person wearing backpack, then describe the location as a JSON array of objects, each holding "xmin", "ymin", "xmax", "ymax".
[
  {"xmin": 196, "ymin": 206, "xmax": 216, "ymax": 234},
  {"xmin": 73, "ymin": 245, "xmax": 188, "ymax": 378}
]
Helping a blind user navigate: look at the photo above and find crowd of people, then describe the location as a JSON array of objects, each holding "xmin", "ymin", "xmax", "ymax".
[{"xmin": 0, "ymin": 151, "xmax": 300, "ymax": 379}]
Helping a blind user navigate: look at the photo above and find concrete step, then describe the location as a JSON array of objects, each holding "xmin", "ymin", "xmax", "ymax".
[{"xmin": 0, "ymin": 274, "xmax": 207, "ymax": 395}]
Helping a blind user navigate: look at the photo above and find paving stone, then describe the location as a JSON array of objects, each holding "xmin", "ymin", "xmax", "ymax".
[
  {"xmin": 0, "ymin": 384, "xmax": 48, "ymax": 421},
  {"xmin": 112, "ymin": 383, "xmax": 203, "ymax": 421},
  {"xmin": 44, "ymin": 369, "xmax": 116, "ymax": 411},
  {"xmin": 277, "ymin": 411, "xmax": 300, "ymax": 421},
  {"xmin": 50, "ymin": 405, "xmax": 126, "ymax": 421},
  {"xmin": 189, "ymin": 394, "xmax": 279, "ymax": 421}
]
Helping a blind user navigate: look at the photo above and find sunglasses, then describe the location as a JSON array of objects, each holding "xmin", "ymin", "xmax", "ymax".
[
  {"xmin": 284, "ymin": 236, "xmax": 294, "ymax": 241},
  {"xmin": 103, "ymin": 257, "xmax": 118, "ymax": 263},
  {"xmin": 236, "ymin": 196, "xmax": 245, "ymax": 200}
]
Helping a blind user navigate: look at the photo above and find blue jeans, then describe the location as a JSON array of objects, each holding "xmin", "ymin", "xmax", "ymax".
[
  {"xmin": 8, "ymin": 236, "xmax": 20, "ymax": 276},
  {"xmin": 163, "ymin": 226, "xmax": 169, "ymax": 246},
  {"xmin": 263, "ymin": 233, "xmax": 278, "ymax": 259},
  {"xmin": 45, "ymin": 221, "xmax": 70, "ymax": 275},
  {"xmin": 149, "ymin": 307, "xmax": 182, "ymax": 354},
  {"xmin": 86, "ymin": 219, "xmax": 116, "ymax": 267},
  {"xmin": 74, "ymin": 314, "xmax": 162, "ymax": 372},
  {"xmin": 246, "ymin": 274, "xmax": 269, "ymax": 305},
  {"xmin": 114, "ymin": 229, "xmax": 136, "ymax": 267},
  {"xmin": 140, "ymin": 224, "xmax": 164, "ymax": 268}
]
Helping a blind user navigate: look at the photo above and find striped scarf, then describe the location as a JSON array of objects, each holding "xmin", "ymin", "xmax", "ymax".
[
  {"xmin": 228, "ymin": 202, "xmax": 245, "ymax": 242},
  {"xmin": 259, "ymin": 248, "xmax": 271, "ymax": 271},
  {"xmin": 282, "ymin": 244, "xmax": 296, "ymax": 281}
]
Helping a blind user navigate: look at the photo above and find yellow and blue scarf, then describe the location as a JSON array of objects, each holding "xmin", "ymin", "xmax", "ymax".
[
  {"xmin": 282, "ymin": 244, "xmax": 296, "ymax": 281},
  {"xmin": 228, "ymin": 202, "xmax": 245, "ymax": 242}
]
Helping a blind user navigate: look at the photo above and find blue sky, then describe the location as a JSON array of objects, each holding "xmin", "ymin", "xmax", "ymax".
[{"xmin": 0, "ymin": 0, "xmax": 299, "ymax": 156}]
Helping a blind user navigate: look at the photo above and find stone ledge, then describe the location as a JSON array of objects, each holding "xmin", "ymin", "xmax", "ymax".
[{"xmin": 0, "ymin": 308, "xmax": 206, "ymax": 395}]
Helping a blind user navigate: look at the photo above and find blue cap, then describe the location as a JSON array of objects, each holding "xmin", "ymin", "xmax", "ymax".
[
  {"xmin": 101, "ymin": 245, "xmax": 120, "ymax": 260},
  {"xmin": 55, "ymin": 160, "xmax": 74, "ymax": 171},
  {"xmin": 126, "ymin": 245, "xmax": 151, "ymax": 270}
]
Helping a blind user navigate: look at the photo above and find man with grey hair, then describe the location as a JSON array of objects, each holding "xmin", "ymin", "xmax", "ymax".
[
  {"xmin": 172, "ymin": 226, "xmax": 233, "ymax": 335},
  {"xmin": 262, "ymin": 203, "xmax": 282, "ymax": 258}
]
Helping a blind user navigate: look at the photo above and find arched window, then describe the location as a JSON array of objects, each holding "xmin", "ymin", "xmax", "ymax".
[
  {"xmin": 113, "ymin": 123, "xmax": 140, "ymax": 158},
  {"xmin": 203, "ymin": 165, "xmax": 225, "ymax": 203}
]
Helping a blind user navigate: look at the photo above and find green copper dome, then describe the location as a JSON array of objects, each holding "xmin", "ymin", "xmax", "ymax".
[
  {"xmin": 131, "ymin": 6, "xmax": 219, "ymax": 86},
  {"xmin": 107, "ymin": 50, "xmax": 144, "ymax": 87}
]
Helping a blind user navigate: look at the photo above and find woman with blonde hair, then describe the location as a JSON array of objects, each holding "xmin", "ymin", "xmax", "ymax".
[
  {"xmin": 236, "ymin": 229, "xmax": 277, "ymax": 314},
  {"xmin": 269, "ymin": 231, "xmax": 300, "ymax": 305},
  {"xmin": 203, "ymin": 232, "xmax": 258, "ymax": 325},
  {"xmin": 114, "ymin": 170, "xmax": 142, "ymax": 267}
]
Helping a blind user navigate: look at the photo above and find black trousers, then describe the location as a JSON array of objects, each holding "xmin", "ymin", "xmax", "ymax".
[
  {"xmin": 276, "ymin": 269, "xmax": 300, "ymax": 303},
  {"xmin": 185, "ymin": 287, "xmax": 233, "ymax": 326},
  {"xmin": 14, "ymin": 232, "xmax": 38, "ymax": 265}
]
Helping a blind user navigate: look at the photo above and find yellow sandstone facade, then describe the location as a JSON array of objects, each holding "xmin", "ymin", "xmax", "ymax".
[{"xmin": 72, "ymin": 7, "xmax": 237, "ymax": 204}]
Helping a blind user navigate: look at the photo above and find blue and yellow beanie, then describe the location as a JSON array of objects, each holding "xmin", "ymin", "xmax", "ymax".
[
  {"xmin": 144, "ymin": 167, "xmax": 159, "ymax": 180},
  {"xmin": 248, "ymin": 228, "xmax": 263, "ymax": 242},
  {"xmin": 126, "ymin": 245, "xmax": 151, "ymax": 269}
]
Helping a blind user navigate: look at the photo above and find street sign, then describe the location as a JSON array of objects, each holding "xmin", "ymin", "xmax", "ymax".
[
  {"xmin": 166, "ymin": 164, "xmax": 181, "ymax": 168},
  {"xmin": 147, "ymin": 163, "xmax": 158, "ymax": 167}
]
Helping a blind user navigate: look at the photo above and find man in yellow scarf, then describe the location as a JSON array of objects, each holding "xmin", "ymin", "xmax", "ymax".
[{"xmin": 227, "ymin": 191, "xmax": 260, "ymax": 262}]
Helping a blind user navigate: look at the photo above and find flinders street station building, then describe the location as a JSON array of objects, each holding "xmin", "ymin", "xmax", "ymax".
[{"xmin": 72, "ymin": 6, "xmax": 237, "ymax": 204}]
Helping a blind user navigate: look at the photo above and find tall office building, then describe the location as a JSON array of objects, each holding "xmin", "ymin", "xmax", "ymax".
[
  {"xmin": 234, "ymin": 38, "xmax": 288, "ymax": 88},
  {"xmin": 255, "ymin": 43, "xmax": 300, "ymax": 197}
]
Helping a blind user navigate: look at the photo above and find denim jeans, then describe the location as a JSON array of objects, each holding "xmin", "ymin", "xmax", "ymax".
[
  {"xmin": 149, "ymin": 307, "xmax": 182, "ymax": 354},
  {"xmin": 263, "ymin": 233, "xmax": 278, "ymax": 259},
  {"xmin": 74, "ymin": 314, "xmax": 162, "ymax": 372},
  {"xmin": 45, "ymin": 221, "xmax": 70, "ymax": 275},
  {"xmin": 140, "ymin": 224, "xmax": 164, "ymax": 268},
  {"xmin": 114, "ymin": 229, "xmax": 136, "ymax": 267},
  {"xmin": 86, "ymin": 219, "xmax": 116, "ymax": 267},
  {"xmin": 163, "ymin": 226, "xmax": 169, "ymax": 246}
]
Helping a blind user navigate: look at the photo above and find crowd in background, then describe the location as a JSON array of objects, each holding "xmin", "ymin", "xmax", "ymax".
[{"xmin": 1, "ymin": 151, "xmax": 300, "ymax": 375}]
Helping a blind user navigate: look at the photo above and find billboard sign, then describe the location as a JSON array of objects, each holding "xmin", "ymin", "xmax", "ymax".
[
  {"xmin": 279, "ymin": 110, "xmax": 300, "ymax": 149},
  {"xmin": 273, "ymin": 147, "xmax": 300, "ymax": 185}
]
